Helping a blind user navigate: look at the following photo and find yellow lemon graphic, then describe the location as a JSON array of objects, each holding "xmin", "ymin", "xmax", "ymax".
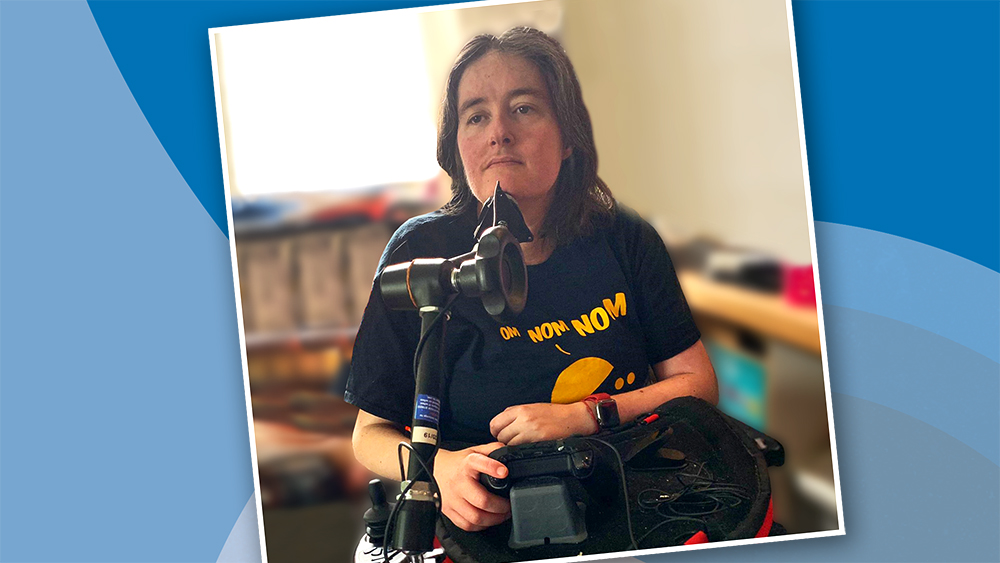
[{"xmin": 550, "ymin": 357, "xmax": 614, "ymax": 404}]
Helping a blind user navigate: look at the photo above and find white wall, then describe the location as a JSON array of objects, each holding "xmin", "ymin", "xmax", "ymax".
[
  {"xmin": 214, "ymin": 0, "xmax": 813, "ymax": 263},
  {"xmin": 561, "ymin": 0, "xmax": 810, "ymax": 263}
]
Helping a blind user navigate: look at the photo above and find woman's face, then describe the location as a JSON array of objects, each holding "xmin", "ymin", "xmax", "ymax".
[{"xmin": 455, "ymin": 51, "xmax": 571, "ymax": 212}]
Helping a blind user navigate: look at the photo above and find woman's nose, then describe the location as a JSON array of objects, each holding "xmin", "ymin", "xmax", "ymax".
[{"xmin": 489, "ymin": 116, "xmax": 513, "ymax": 147}]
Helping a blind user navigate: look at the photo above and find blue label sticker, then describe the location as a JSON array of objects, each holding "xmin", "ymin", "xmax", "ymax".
[{"xmin": 414, "ymin": 394, "xmax": 441, "ymax": 425}]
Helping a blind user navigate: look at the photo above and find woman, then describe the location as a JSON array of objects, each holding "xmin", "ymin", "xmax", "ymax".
[{"xmin": 346, "ymin": 27, "xmax": 717, "ymax": 533}]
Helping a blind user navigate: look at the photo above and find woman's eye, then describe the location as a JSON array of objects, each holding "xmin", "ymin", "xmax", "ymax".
[
  {"xmin": 468, "ymin": 114, "xmax": 484, "ymax": 125},
  {"xmin": 515, "ymin": 106, "xmax": 532, "ymax": 115}
]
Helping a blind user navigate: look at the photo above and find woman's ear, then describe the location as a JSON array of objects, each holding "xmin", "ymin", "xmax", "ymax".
[{"xmin": 562, "ymin": 145, "xmax": 573, "ymax": 160}]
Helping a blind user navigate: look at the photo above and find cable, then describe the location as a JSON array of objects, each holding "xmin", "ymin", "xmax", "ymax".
[
  {"xmin": 399, "ymin": 443, "xmax": 459, "ymax": 559},
  {"xmin": 411, "ymin": 294, "xmax": 458, "ymax": 380},
  {"xmin": 630, "ymin": 457, "xmax": 751, "ymax": 548},
  {"xmin": 398, "ymin": 442, "xmax": 443, "ymax": 512},
  {"xmin": 381, "ymin": 294, "xmax": 457, "ymax": 562},
  {"xmin": 581, "ymin": 436, "xmax": 639, "ymax": 550},
  {"xmin": 382, "ymin": 475, "xmax": 416, "ymax": 563},
  {"xmin": 381, "ymin": 451, "xmax": 430, "ymax": 562},
  {"xmin": 398, "ymin": 449, "xmax": 408, "ymax": 488},
  {"xmin": 595, "ymin": 445, "xmax": 753, "ymax": 549},
  {"xmin": 382, "ymin": 442, "xmax": 444, "ymax": 563}
]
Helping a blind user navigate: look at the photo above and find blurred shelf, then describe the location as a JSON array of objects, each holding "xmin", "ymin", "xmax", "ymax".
[
  {"xmin": 232, "ymin": 190, "xmax": 436, "ymax": 240},
  {"xmin": 245, "ymin": 326, "xmax": 360, "ymax": 351},
  {"xmin": 678, "ymin": 271, "xmax": 821, "ymax": 355}
]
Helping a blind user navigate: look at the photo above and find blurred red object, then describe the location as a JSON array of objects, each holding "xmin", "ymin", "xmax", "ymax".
[
  {"xmin": 783, "ymin": 264, "xmax": 816, "ymax": 307},
  {"xmin": 310, "ymin": 192, "xmax": 390, "ymax": 223}
]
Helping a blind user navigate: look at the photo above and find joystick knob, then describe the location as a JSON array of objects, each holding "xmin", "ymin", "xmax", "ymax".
[
  {"xmin": 480, "ymin": 472, "xmax": 510, "ymax": 494},
  {"xmin": 363, "ymin": 479, "xmax": 394, "ymax": 543}
]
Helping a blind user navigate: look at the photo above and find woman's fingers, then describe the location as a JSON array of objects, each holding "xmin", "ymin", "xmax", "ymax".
[
  {"xmin": 489, "ymin": 408, "xmax": 517, "ymax": 438},
  {"xmin": 445, "ymin": 506, "xmax": 486, "ymax": 532},
  {"xmin": 495, "ymin": 423, "xmax": 530, "ymax": 445},
  {"xmin": 504, "ymin": 430, "xmax": 532, "ymax": 446},
  {"xmin": 447, "ymin": 493, "xmax": 509, "ymax": 530},
  {"xmin": 491, "ymin": 403, "xmax": 591, "ymax": 445},
  {"xmin": 434, "ymin": 443, "xmax": 512, "ymax": 532},
  {"xmin": 496, "ymin": 418, "xmax": 546, "ymax": 445},
  {"xmin": 462, "ymin": 480, "xmax": 511, "ymax": 515},
  {"xmin": 463, "ymin": 450, "xmax": 508, "ymax": 480},
  {"xmin": 457, "ymin": 454, "xmax": 511, "ymax": 514},
  {"xmin": 468, "ymin": 441, "xmax": 507, "ymax": 457}
]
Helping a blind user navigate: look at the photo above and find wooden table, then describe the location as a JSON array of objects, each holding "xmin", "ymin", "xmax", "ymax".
[{"xmin": 678, "ymin": 271, "xmax": 822, "ymax": 355}]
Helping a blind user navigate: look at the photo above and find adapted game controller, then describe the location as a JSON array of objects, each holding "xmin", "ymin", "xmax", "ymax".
[{"xmin": 479, "ymin": 437, "xmax": 595, "ymax": 496}]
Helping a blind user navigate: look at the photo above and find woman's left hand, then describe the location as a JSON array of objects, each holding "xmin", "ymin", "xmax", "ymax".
[{"xmin": 489, "ymin": 402, "xmax": 598, "ymax": 445}]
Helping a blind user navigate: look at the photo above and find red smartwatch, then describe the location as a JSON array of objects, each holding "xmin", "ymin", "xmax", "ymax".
[{"xmin": 583, "ymin": 393, "xmax": 620, "ymax": 429}]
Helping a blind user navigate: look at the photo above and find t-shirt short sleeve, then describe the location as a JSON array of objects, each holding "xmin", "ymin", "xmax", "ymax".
[
  {"xmin": 343, "ymin": 221, "xmax": 423, "ymax": 427},
  {"xmin": 344, "ymin": 210, "xmax": 477, "ymax": 427},
  {"xmin": 615, "ymin": 208, "xmax": 701, "ymax": 365},
  {"xmin": 343, "ymin": 277, "xmax": 419, "ymax": 427}
]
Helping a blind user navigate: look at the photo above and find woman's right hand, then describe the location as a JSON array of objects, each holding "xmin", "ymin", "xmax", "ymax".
[{"xmin": 434, "ymin": 442, "xmax": 511, "ymax": 532}]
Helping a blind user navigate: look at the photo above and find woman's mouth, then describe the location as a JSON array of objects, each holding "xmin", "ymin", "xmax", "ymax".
[{"xmin": 486, "ymin": 156, "xmax": 523, "ymax": 169}]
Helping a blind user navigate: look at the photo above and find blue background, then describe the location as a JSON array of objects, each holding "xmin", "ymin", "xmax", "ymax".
[{"xmin": 1, "ymin": 1, "xmax": 996, "ymax": 562}]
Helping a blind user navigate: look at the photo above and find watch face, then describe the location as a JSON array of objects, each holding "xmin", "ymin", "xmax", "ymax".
[{"xmin": 596, "ymin": 398, "xmax": 620, "ymax": 428}]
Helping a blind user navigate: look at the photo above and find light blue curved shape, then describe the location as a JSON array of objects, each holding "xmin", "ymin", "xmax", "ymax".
[
  {"xmin": 0, "ymin": 2, "xmax": 253, "ymax": 561},
  {"xmin": 637, "ymin": 394, "xmax": 999, "ymax": 562},
  {"xmin": 218, "ymin": 494, "xmax": 262, "ymax": 563},
  {"xmin": 824, "ymin": 305, "xmax": 999, "ymax": 465},
  {"xmin": 815, "ymin": 221, "xmax": 999, "ymax": 363}
]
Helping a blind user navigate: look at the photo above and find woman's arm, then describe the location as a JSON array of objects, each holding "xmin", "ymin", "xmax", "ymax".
[
  {"xmin": 352, "ymin": 410, "xmax": 414, "ymax": 481},
  {"xmin": 352, "ymin": 409, "xmax": 512, "ymax": 531},
  {"xmin": 489, "ymin": 340, "xmax": 718, "ymax": 445},
  {"xmin": 618, "ymin": 339, "xmax": 718, "ymax": 422}
]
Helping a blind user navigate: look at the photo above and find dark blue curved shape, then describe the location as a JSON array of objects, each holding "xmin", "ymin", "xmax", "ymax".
[
  {"xmin": 792, "ymin": 1, "xmax": 999, "ymax": 272},
  {"xmin": 87, "ymin": 0, "xmax": 1000, "ymax": 270},
  {"xmin": 86, "ymin": 0, "xmax": 469, "ymax": 238}
]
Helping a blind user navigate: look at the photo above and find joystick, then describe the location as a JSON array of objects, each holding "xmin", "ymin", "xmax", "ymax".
[{"xmin": 363, "ymin": 479, "xmax": 394, "ymax": 545}]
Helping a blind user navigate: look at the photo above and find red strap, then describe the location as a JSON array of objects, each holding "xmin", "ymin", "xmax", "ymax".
[
  {"xmin": 682, "ymin": 496, "xmax": 773, "ymax": 546},
  {"xmin": 581, "ymin": 394, "xmax": 608, "ymax": 432},
  {"xmin": 581, "ymin": 402, "xmax": 599, "ymax": 429},
  {"xmin": 683, "ymin": 530, "xmax": 709, "ymax": 544},
  {"xmin": 755, "ymin": 498, "xmax": 774, "ymax": 538},
  {"xmin": 432, "ymin": 537, "xmax": 454, "ymax": 563}
]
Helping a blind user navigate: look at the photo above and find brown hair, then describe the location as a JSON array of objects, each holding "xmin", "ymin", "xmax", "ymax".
[{"xmin": 437, "ymin": 27, "xmax": 614, "ymax": 244}]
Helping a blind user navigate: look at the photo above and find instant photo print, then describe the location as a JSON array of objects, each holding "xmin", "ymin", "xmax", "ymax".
[{"xmin": 210, "ymin": 1, "xmax": 843, "ymax": 561}]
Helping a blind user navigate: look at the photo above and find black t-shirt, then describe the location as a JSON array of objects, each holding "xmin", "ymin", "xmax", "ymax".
[{"xmin": 345, "ymin": 204, "xmax": 700, "ymax": 449}]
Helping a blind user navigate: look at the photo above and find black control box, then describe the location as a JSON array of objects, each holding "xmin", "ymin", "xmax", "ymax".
[{"xmin": 479, "ymin": 437, "xmax": 595, "ymax": 496}]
